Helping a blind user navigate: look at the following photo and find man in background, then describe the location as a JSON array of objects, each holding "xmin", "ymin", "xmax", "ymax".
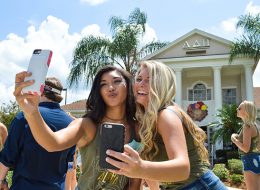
[{"xmin": 0, "ymin": 77, "xmax": 75, "ymax": 190}]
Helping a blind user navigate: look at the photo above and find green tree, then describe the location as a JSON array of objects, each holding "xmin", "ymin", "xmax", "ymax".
[
  {"xmin": 0, "ymin": 101, "xmax": 20, "ymax": 128},
  {"xmin": 229, "ymin": 13, "xmax": 260, "ymax": 64},
  {"xmin": 209, "ymin": 104, "xmax": 242, "ymax": 147},
  {"xmin": 68, "ymin": 8, "xmax": 168, "ymax": 87}
]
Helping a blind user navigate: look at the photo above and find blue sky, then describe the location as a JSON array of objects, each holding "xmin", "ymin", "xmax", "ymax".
[{"xmin": 0, "ymin": 0, "xmax": 260, "ymax": 105}]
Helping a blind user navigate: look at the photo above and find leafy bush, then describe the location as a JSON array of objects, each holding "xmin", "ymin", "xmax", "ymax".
[
  {"xmin": 6, "ymin": 170, "xmax": 13, "ymax": 187},
  {"xmin": 227, "ymin": 159, "xmax": 243, "ymax": 174},
  {"xmin": 230, "ymin": 174, "xmax": 244, "ymax": 185},
  {"xmin": 212, "ymin": 164, "xmax": 230, "ymax": 181}
]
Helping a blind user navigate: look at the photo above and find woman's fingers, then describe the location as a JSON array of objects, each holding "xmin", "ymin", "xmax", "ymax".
[
  {"xmin": 13, "ymin": 72, "xmax": 34, "ymax": 97},
  {"xmin": 106, "ymin": 145, "xmax": 139, "ymax": 164},
  {"xmin": 15, "ymin": 71, "xmax": 31, "ymax": 83},
  {"xmin": 124, "ymin": 144, "xmax": 139, "ymax": 157}
]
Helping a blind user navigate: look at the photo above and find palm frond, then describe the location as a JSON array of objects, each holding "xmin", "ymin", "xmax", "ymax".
[
  {"xmin": 109, "ymin": 16, "xmax": 125, "ymax": 36},
  {"xmin": 236, "ymin": 13, "xmax": 260, "ymax": 35},
  {"xmin": 209, "ymin": 104, "xmax": 242, "ymax": 145},
  {"xmin": 67, "ymin": 36, "xmax": 113, "ymax": 87},
  {"xmin": 128, "ymin": 8, "xmax": 147, "ymax": 32},
  {"xmin": 229, "ymin": 13, "xmax": 260, "ymax": 64},
  {"xmin": 138, "ymin": 41, "xmax": 169, "ymax": 59}
]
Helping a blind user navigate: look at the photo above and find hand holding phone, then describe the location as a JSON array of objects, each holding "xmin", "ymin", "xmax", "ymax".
[
  {"xmin": 99, "ymin": 122, "xmax": 125, "ymax": 170},
  {"xmin": 22, "ymin": 49, "xmax": 53, "ymax": 95}
]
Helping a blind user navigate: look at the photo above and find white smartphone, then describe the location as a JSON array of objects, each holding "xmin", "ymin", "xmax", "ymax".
[{"xmin": 22, "ymin": 49, "xmax": 53, "ymax": 95}]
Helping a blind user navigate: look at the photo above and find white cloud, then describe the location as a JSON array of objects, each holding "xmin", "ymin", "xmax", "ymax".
[
  {"xmin": 139, "ymin": 24, "xmax": 158, "ymax": 47},
  {"xmin": 220, "ymin": 17, "xmax": 238, "ymax": 33},
  {"xmin": 80, "ymin": 0, "xmax": 108, "ymax": 6},
  {"xmin": 245, "ymin": 1, "xmax": 260, "ymax": 15},
  {"xmin": 81, "ymin": 24, "xmax": 106, "ymax": 38},
  {"xmin": 0, "ymin": 15, "xmax": 104, "ymax": 106}
]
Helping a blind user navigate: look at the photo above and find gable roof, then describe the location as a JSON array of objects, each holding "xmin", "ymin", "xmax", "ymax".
[{"xmin": 142, "ymin": 28, "xmax": 232, "ymax": 61}]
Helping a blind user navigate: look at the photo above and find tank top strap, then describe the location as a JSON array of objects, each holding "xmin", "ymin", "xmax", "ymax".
[{"xmin": 163, "ymin": 107, "xmax": 183, "ymax": 123}]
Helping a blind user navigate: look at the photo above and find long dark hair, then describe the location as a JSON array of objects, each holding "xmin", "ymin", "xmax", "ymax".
[{"xmin": 84, "ymin": 65, "xmax": 136, "ymax": 127}]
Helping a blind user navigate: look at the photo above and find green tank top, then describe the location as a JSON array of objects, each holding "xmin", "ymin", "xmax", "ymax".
[
  {"xmin": 153, "ymin": 108, "xmax": 210, "ymax": 190},
  {"xmin": 77, "ymin": 126, "xmax": 129, "ymax": 190},
  {"xmin": 238, "ymin": 124, "xmax": 260, "ymax": 156}
]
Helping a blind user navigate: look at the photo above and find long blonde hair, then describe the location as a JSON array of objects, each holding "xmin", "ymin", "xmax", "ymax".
[
  {"xmin": 136, "ymin": 60, "xmax": 208, "ymax": 162},
  {"xmin": 241, "ymin": 100, "xmax": 257, "ymax": 127}
]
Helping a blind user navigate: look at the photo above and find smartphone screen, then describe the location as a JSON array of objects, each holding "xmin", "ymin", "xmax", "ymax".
[
  {"xmin": 99, "ymin": 122, "xmax": 125, "ymax": 170},
  {"xmin": 22, "ymin": 49, "xmax": 52, "ymax": 95}
]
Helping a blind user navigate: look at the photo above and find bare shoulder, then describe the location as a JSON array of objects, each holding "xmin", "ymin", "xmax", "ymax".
[{"xmin": 157, "ymin": 106, "xmax": 182, "ymax": 133}]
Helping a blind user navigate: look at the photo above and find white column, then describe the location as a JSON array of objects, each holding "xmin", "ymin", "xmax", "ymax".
[
  {"xmin": 244, "ymin": 65, "xmax": 254, "ymax": 101},
  {"xmin": 174, "ymin": 68, "xmax": 183, "ymax": 107},
  {"xmin": 213, "ymin": 66, "xmax": 222, "ymax": 150},
  {"xmin": 213, "ymin": 66, "xmax": 222, "ymax": 112}
]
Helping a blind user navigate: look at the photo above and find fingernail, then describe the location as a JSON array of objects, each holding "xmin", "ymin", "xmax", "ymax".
[{"xmin": 106, "ymin": 150, "xmax": 110, "ymax": 154}]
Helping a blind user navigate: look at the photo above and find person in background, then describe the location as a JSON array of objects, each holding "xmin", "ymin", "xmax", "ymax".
[
  {"xmin": 106, "ymin": 60, "xmax": 227, "ymax": 190},
  {"xmin": 12, "ymin": 65, "xmax": 141, "ymax": 190},
  {"xmin": 0, "ymin": 77, "xmax": 75, "ymax": 190},
  {"xmin": 0, "ymin": 122, "xmax": 8, "ymax": 190},
  {"xmin": 231, "ymin": 100, "xmax": 260, "ymax": 190},
  {"xmin": 0, "ymin": 122, "xmax": 8, "ymax": 151},
  {"xmin": 65, "ymin": 149, "xmax": 78, "ymax": 190}
]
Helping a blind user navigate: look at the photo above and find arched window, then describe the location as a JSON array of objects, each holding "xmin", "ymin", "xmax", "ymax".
[{"xmin": 188, "ymin": 83, "xmax": 211, "ymax": 101}]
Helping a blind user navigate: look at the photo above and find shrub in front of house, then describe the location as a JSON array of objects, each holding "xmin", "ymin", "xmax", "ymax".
[
  {"xmin": 6, "ymin": 170, "xmax": 13, "ymax": 186},
  {"xmin": 229, "ymin": 174, "xmax": 244, "ymax": 185},
  {"xmin": 227, "ymin": 159, "xmax": 243, "ymax": 175},
  {"xmin": 212, "ymin": 163, "xmax": 230, "ymax": 181}
]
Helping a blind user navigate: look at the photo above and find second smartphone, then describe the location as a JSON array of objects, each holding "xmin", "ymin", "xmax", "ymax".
[{"xmin": 99, "ymin": 122, "xmax": 125, "ymax": 170}]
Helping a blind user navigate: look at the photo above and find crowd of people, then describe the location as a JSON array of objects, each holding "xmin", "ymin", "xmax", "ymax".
[{"xmin": 0, "ymin": 60, "xmax": 259, "ymax": 190}]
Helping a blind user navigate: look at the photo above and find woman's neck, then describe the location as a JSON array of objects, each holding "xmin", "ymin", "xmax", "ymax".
[{"xmin": 105, "ymin": 107, "xmax": 126, "ymax": 123}]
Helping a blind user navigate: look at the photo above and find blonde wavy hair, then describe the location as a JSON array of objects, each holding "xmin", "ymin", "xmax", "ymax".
[
  {"xmin": 241, "ymin": 100, "xmax": 257, "ymax": 127},
  {"xmin": 136, "ymin": 60, "xmax": 209, "ymax": 162}
]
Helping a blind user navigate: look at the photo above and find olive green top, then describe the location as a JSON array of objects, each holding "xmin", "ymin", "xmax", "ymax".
[
  {"xmin": 238, "ymin": 124, "xmax": 260, "ymax": 156},
  {"xmin": 153, "ymin": 108, "xmax": 210, "ymax": 190},
  {"xmin": 77, "ymin": 126, "xmax": 129, "ymax": 190}
]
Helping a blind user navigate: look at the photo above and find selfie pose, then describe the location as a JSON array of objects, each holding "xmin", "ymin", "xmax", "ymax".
[
  {"xmin": 231, "ymin": 100, "xmax": 260, "ymax": 190},
  {"xmin": 106, "ymin": 61, "xmax": 227, "ymax": 190},
  {"xmin": 13, "ymin": 65, "xmax": 140, "ymax": 190}
]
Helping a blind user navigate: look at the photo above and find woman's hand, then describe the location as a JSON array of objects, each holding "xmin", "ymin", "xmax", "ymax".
[
  {"xmin": 13, "ymin": 71, "xmax": 40, "ymax": 115},
  {"xmin": 231, "ymin": 133, "xmax": 239, "ymax": 143},
  {"xmin": 106, "ymin": 145, "xmax": 145, "ymax": 179}
]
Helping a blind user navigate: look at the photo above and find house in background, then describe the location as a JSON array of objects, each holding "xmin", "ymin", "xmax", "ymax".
[
  {"xmin": 61, "ymin": 29, "xmax": 260, "ymax": 156},
  {"xmin": 141, "ymin": 28, "xmax": 258, "ymax": 152}
]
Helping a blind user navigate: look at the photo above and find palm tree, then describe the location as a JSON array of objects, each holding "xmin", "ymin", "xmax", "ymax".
[
  {"xmin": 68, "ymin": 8, "xmax": 168, "ymax": 87},
  {"xmin": 229, "ymin": 13, "xmax": 260, "ymax": 64},
  {"xmin": 209, "ymin": 104, "xmax": 242, "ymax": 147}
]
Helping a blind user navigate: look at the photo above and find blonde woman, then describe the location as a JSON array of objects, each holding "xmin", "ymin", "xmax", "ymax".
[
  {"xmin": 106, "ymin": 61, "xmax": 227, "ymax": 189},
  {"xmin": 231, "ymin": 101, "xmax": 260, "ymax": 190}
]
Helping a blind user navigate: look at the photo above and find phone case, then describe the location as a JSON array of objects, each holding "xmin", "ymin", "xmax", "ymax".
[
  {"xmin": 22, "ymin": 49, "xmax": 53, "ymax": 95},
  {"xmin": 99, "ymin": 122, "xmax": 125, "ymax": 170}
]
